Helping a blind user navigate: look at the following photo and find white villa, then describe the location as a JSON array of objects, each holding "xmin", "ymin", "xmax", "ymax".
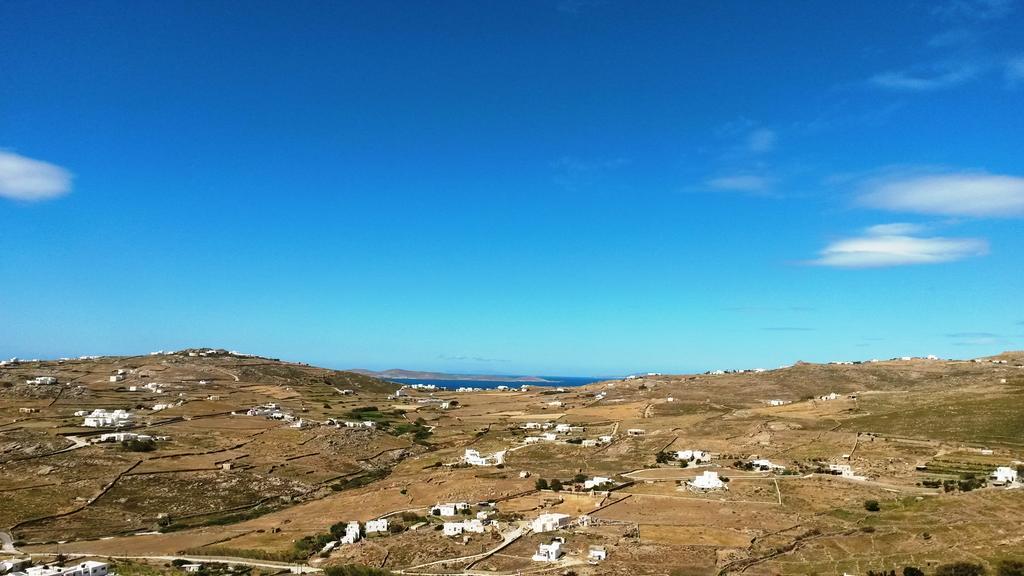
[
  {"xmin": 991, "ymin": 466, "xmax": 1019, "ymax": 486},
  {"xmin": 442, "ymin": 519, "xmax": 485, "ymax": 536},
  {"xmin": 82, "ymin": 409, "xmax": 132, "ymax": 428},
  {"xmin": 690, "ymin": 471, "xmax": 726, "ymax": 490},
  {"xmin": 337, "ymin": 521, "xmax": 361, "ymax": 544},
  {"xmin": 523, "ymin": 422, "xmax": 542, "ymax": 429},
  {"xmin": 554, "ymin": 423, "xmax": 572, "ymax": 433},
  {"xmin": 675, "ymin": 449, "xmax": 710, "ymax": 463},
  {"xmin": 819, "ymin": 392, "xmax": 840, "ymax": 401},
  {"xmin": 583, "ymin": 476, "xmax": 613, "ymax": 490},
  {"xmin": 463, "ymin": 448, "xmax": 506, "ymax": 466},
  {"xmin": 752, "ymin": 459, "xmax": 786, "ymax": 472},
  {"xmin": 532, "ymin": 540, "xmax": 563, "ymax": 562},
  {"xmin": 433, "ymin": 502, "xmax": 470, "ymax": 516},
  {"xmin": 26, "ymin": 376, "xmax": 57, "ymax": 385},
  {"xmin": 598, "ymin": 435, "xmax": 614, "ymax": 443},
  {"xmin": 581, "ymin": 439, "xmax": 599, "ymax": 447},
  {"xmin": 828, "ymin": 463, "xmax": 867, "ymax": 480},
  {"xmin": 588, "ymin": 546, "xmax": 607, "ymax": 562},
  {"xmin": 365, "ymin": 519, "xmax": 389, "ymax": 533},
  {"xmin": 626, "ymin": 428, "xmax": 646, "ymax": 436},
  {"xmin": 540, "ymin": 432, "xmax": 557, "ymax": 441},
  {"xmin": 768, "ymin": 399, "xmax": 790, "ymax": 407},
  {"xmin": 531, "ymin": 513, "xmax": 572, "ymax": 533},
  {"xmin": 23, "ymin": 562, "xmax": 108, "ymax": 576}
]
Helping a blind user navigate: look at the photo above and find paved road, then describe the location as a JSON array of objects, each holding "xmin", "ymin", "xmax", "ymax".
[{"xmin": 28, "ymin": 553, "xmax": 319, "ymax": 573}]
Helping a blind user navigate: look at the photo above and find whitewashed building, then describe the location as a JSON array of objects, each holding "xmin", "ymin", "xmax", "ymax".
[
  {"xmin": 991, "ymin": 466, "xmax": 1019, "ymax": 486},
  {"xmin": 365, "ymin": 519, "xmax": 389, "ymax": 533},
  {"xmin": 463, "ymin": 448, "xmax": 506, "ymax": 466},
  {"xmin": 583, "ymin": 476, "xmax": 612, "ymax": 490},
  {"xmin": 531, "ymin": 513, "xmax": 571, "ymax": 533},
  {"xmin": 675, "ymin": 449, "xmax": 710, "ymax": 463},
  {"xmin": 532, "ymin": 540, "xmax": 563, "ymax": 562},
  {"xmin": 433, "ymin": 502, "xmax": 470, "ymax": 516},
  {"xmin": 82, "ymin": 409, "xmax": 132, "ymax": 428},
  {"xmin": 690, "ymin": 471, "xmax": 726, "ymax": 490}
]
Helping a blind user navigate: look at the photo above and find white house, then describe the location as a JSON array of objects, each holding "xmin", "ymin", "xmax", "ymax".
[
  {"xmin": 532, "ymin": 540, "xmax": 563, "ymax": 562},
  {"xmin": 588, "ymin": 546, "xmax": 607, "ymax": 562},
  {"xmin": 26, "ymin": 376, "xmax": 58, "ymax": 385},
  {"xmin": 554, "ymin": 423, "xmax": 571, "ymax": 434},
  {"xmin": 581, "ymin": 439, "xmax": 599, "ymax": 447},
  {"xmin": 109, "ymin": 375, "xmax": 125, "ymax": 383},
  {"xmin": 180, "ymin": 565, "xmax": 202, "ymax": 574},
  {"xmin": 768, "ymin": 399, "xmax": 790, "ymax": 407},
  {"xmin": 531, "ymin": 513, "xmax": 571, "ymax": 533},
  {"xmin": 991, "ymin": 466, "xmax": 1019, "ymax": 486},
  {"xmin": 828, "ymin": 463, "xmax": 866, "ymax": 480},
  {"xmin": 626, "ymin": 428, "xmax": 645, "ymax": 436},
  {"xmin": 523, "ymin": 422, "xmax": 542, "ymax": 430},
  {"xmin": 690, "ymin": 471, "xmax": 726, "ymax": 490},
  {"xmin": 442, "ymin": 522, "xmax": 464, "ymax": 536},
  {"xmin": 675, "ymin": 449, "xmax": 710, "ymax": 463},
  {"xmin": 583, "ymin": 476, "xmax": 613, "ymax": 490},
  {"xmin": 25, "ymin": 562, "xmax": 108, "ymax": 576},
  {"xmin": 540, "ymin": 432, "xmax": 557, "ymax": 441},
  {"xmin": 433, "ymin": 502, "xmax": 470, "ymax": 516},
  {"xmin": 463, "ymin": 448, "xmax": 506, "ymax": 466},
  {"xmin": 819, "ymin": 392, "xmax": 839, "ymax": 401},
  {"xmin": 365, "ymin": 519, "xmax": 389, "ymax": 534},
  {"xmin": 752, "ymin": 459, "xmax": 786, "ymax": 472},
  {"xmin": 598, "ymin": 435, "xmax": 614, "ymax": 444},
  {"xmin": 524, "ymin": 436, "xmax": 542, "ymax": 444},
  {"xmin": 547, "ymin": 401, "xmax": 563, "ymax": 407},
  {"xmin": 82, "ymin": 409, "xmax": 132, "ymax": 428},
  {"xmin": 338, "ymin": 521, "xmax": 361, "ymax": 544}
]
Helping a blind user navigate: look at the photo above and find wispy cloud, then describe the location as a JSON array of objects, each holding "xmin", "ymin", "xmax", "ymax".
[
  {"xmin": 863, "ymin": 222, "xmax": 929, "ymax": 236},
  {"xmin": 870, "ymin": 63, "xmax": 979, "ymax": 91},
  {"xmin": 808, "ymin": 224, "xmax": 988, "ymax": 268},
  {"xmin": 0, "ymin": 151, "xmax": 73, "ymax": 201},
  {"xmin": 858, "ymin": 171, "xmax": 1024, "ymax": 217},
  {"xmin": 746, "ymin": 129, "xmax": 777, "ymax": 153},
  {"xmin": 706, "ymin": 174, "xmax": 774, "ymax": 194},
  {"xmin": 1006, "ymin": 56, "xmax": 1024, "ymax": 86},
  {"xmin": 931, "ymin": 0, "xmax": 1015, "ymax": 20}
]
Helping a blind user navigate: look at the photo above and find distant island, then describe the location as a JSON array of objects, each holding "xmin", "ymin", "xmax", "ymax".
[{"xmin": 348, "ymin": 368, "xmax": 555, "ymax": 383}]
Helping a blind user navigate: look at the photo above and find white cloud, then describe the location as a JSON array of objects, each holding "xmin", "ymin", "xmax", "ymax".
[
  {"xmin": 0, "ymin": 151, "xmax": 73, "ymax": 201},
  {"xmin": 747, "ymin": 129, "xmax": 777, "ymax": 153},
  {"xmin": 864, "ymin": 222, "xmax": 928, "ymax": 236},
  {"xmin": 859, "ymin": 172, "xmax": 1024, "ymax": 217},
  {"xmin": 810, "ymin": 231, "xmax": 988, "ymax": 268},
  {"xmin": 706, "ymin": 174, "xmax": 772, "ymax": 193},
  {"xmin": 870, "ymin": 64, "xmax": 978, "ymax": 91}
]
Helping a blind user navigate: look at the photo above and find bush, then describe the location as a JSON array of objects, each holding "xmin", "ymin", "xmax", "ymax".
[
  {"xmin": 535, "ymin": 478, "xmax": 549, "ymax": 490},
  {"xmin": 549, "ymin": 479, "xmax": 563, "ymax": 492},
  {"xmin": 323, "ymin": 565, "xmax": 394, "ymax": 576},
  {"xmin": 936, "ymin": 562, "xmax": 986, "ymax": 576},
  {"xmin": 998, "ymin": 561, "xmax": 1024, "ymax": 576},
  {"xmin": 122, "ymin": 438, "xmax": 157, "ymax": 452},
  {"xmin": 864, "ymin": 499, "xmax": 881, "ymax": 512},
  {"xmin": 904, "ymin": 567, "xmax": 925, "ymax": 576}
]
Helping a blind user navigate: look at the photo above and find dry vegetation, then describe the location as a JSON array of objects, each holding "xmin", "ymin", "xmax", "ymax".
[{"xmin": 2, "ymin": 349, "xmax": 1024, "ymax": 575}]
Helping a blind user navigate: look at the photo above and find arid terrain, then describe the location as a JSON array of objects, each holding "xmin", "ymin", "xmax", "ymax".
[{"xmin": 2, "ymin": 349, "xmax": 1023, "ymax": 575}]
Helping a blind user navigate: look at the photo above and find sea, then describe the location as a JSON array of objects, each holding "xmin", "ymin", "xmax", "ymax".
[{"xmin": 389, "ymin": 376, "xmax": 604, "ymax": 390}]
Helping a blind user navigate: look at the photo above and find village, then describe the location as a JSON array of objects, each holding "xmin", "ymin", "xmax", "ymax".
[{"xmin": 2, "ymin": 349, "xmax": 1024, "ymax": 575}]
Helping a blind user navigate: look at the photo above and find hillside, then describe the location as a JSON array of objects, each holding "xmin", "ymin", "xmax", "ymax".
[{"xmin": 1, "ymin": 350, "xmax": 1022, "ymax": 575}]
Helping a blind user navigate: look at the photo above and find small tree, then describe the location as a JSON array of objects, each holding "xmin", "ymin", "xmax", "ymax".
[
  {"xmin": 935, "ymin": 562, "xmax": 986, "ymax": 576},
  {"xmin": 549, "ymin": 479, "xmax": 563, "ymax": 492},
  {"xmin": 573, "ymin": 473, "xmax": 587, "ymax": 483},
  {"xmin": 864, "ymin": 499, "xmax": 881, "ymax": 512},
  {"xmin": 998, "ymin": 560, "xmax": 1024, "ymax": 576},
  {"xmin": 535, "ymin": 478, "xmax": 549, "ymax": 490},
  {"xmin": 904, "ymin": 567, "xmax": 925, "ymax": 576}
]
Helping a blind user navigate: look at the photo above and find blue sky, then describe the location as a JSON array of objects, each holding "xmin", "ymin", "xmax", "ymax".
[{"xmin": 2, "ymin": 1, "xmax": 1023, "ymax": 376}]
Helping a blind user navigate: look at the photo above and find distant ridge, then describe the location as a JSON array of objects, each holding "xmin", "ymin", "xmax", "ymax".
[{"xmin": 348, "ymin": 368, "xmax": 554, "ymax": 383}]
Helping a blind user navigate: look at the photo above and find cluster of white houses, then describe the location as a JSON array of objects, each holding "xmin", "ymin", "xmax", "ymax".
[
  {"xmin": 25, "ymin": 376, "xmax": 58, "ymax": 385},
  {"xmin": 320, "ymin": 518, "xmax": 391, "ymax": 552},
  {"xmin": 79, "ymin": 409, "xmax": 132, "ymax": 428}
]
